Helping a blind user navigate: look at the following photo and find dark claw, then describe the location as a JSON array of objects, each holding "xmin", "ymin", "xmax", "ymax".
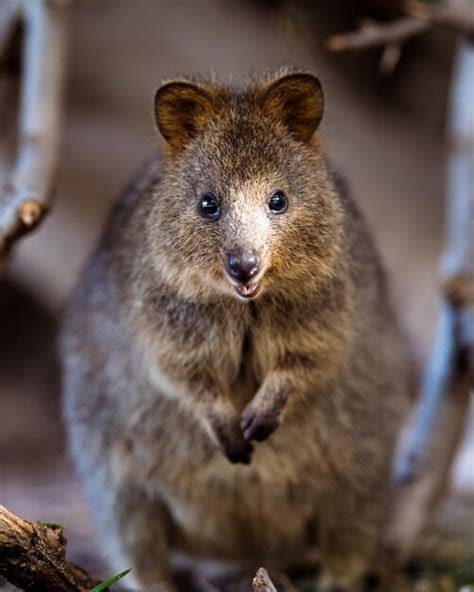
[
  {"xmin": 240, "ymin": 412, "xmax": 253, "ymax": 433},
  {"xmin": 241, "ymin": 408, "xmax": 278, "ymax": 442},
  {"xmin": 210, "ymin": 415, "xmax": 254, "ymax": 465},
  {"xmin": 223, "ymin": 440, "xmax": 254, "ymax": 464}
]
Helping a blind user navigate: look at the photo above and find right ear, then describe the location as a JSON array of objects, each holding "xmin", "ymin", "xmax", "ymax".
[
  {"xmin": 154, "ymin": 81, "xmax": 217, "ymax": 151},
  {"xmin": 261, "ymin": 73, "xmax": 324, "ymax": 143}
]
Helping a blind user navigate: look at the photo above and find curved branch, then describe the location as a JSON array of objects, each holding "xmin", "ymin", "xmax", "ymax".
[
  {"xmin": 390, "ymin": 36, "xmax": 474, "ymax": 564},
  {"xmin": 0, "ymin": 0, "xmax": 70, "ymax": 267}
]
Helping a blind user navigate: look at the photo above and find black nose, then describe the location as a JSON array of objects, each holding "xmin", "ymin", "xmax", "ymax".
[{"xmin": 226, "ymin": 250, "xmax": 260, "ymax": 283}]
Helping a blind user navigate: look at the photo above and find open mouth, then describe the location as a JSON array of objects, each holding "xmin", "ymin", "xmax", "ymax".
[{"xmin": 234, "ymin": 282, "xmax": 260, "ymax": 299}]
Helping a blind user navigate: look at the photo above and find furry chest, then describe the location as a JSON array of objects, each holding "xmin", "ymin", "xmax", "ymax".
[{"xmin": 162, "ymin": 446, "xmax": 318, "ymax": 563}]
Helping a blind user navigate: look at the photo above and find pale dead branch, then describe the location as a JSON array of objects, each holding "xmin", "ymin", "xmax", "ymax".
[
  {"xmin": 408, "ymin": 0, "xmax": 474, "ymax": 39},
  {"xmin": 0, "ymin": 0, "xmax": 70, "ymax": 269},
  {"xmin": 326, "ymin": 16, "xmax": 429, "ymax": 53},
  {"xmin": 325, "ymin": 0, "xmax": 474, "ymax": 74},
  {"xmin": 389, "ymin": 36, "xmax": 474, "ymax": 563}
]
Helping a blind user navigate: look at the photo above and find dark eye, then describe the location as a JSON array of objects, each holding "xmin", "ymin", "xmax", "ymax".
[
  {"xmin": 268, "ymin": 191, "xmax": 288, "ymax": 214},
  {"xmin": 198, "ymin": 192, "xmax": 221, "ymax": 220}
]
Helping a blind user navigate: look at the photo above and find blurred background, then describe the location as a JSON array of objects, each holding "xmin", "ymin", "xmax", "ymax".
[{"xmin": 0, "ymin": 0, "xmax": 472, "ymax": 585}]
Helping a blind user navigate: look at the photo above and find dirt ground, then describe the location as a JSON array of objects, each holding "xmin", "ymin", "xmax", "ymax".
[{"xmin": 0, "ymin": 1, "xmax": 472, "ymax": 588}]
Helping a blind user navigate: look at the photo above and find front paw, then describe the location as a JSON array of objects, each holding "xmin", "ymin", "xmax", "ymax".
[
  {"xmin": 211, "ymin": 419, "xmax": 254, "ymax": 464},
  {"xmin": 241, "ymin": 406, "xmax": 280, "ymax": 442},
  {"xmin": 222, "ymin": 438, "xmax": 254, "ymax": 464}
]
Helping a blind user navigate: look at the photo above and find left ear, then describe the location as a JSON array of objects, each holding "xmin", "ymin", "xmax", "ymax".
[
  {"xmin": 261, "ymin": 73, "xmax": 324, "ymax": 143},
  {"xmin": 154, "ymin": 81, "xmax": 218, "ymax": 151}
]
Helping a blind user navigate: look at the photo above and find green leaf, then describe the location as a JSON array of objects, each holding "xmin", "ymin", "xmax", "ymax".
[
  {"xmin": 35, "ymin": 521, "xmax": 65, "ymax": 530},
  {"xmin": 90, "ymin": 568, "xmax": 132, "ymax": 592}
]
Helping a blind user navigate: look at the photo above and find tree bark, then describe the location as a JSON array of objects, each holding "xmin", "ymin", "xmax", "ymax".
[
  {"xmin": 252, "ymin": 568, "xmax": 279, "ymax": 592},
  {"xmin": 0, "ymin": 505, "xmax": 103, "ymax": 592}
]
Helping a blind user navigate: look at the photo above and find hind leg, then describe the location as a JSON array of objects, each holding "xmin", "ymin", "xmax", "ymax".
[
  {"xmin": 71, "ymin": 429, "xmax": 178, "ymax": 591},
  {"xmin": 318, "ymin": 546, "xmax": 372, "ymax": 592},
  {"xmin": 317, "ymin": 491, "xmax": 387, "ymax": 592},
  {"xmin": 106, "ymin": 482, "xmax": 178, "ymax": 592}
]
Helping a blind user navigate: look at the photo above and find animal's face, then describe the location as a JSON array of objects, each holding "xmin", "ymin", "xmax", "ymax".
[{"xmin": 149, "ymin": 73, "xmax": 344, "ymax": 302}]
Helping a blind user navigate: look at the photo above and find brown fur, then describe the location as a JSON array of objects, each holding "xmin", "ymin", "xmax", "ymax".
[{"xmin": 61, "ymin": 70, "xmax": 412, "ymax": 591}]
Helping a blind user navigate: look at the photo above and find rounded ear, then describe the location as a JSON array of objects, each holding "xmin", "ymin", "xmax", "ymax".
[
  {"xmin": 154, "ymin": 81, "xmax": 216, "ymax": 150},
  {"xmin": 261, "ymin": 73, "xmax": 324, "ymax": 143}
]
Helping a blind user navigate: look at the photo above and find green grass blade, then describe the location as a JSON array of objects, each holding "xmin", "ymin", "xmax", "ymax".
[{"xmin": 90, "ymin": 568, "xmax": 131, "ymax": 591}]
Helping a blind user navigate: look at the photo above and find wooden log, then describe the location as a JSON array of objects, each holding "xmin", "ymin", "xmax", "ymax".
[{"xmin": 0, "ymin": 504, "xmax": 103, "ymax": 591}]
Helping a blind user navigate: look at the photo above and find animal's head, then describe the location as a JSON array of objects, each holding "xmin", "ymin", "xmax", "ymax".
[{"xmin": 148, "ymin": 71, "xmax": 344, "ymax": 302}]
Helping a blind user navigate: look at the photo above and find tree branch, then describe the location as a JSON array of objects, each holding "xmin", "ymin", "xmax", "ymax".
[
  {"xmin": 408, "ymin": 0, "xmax": 474, "ymax": 39},
  {"xmin": 0, "ymin": 0, "xmax": 70, "ymax": 268},
  {"xmin": 389, "ymin": 36, "xmax": 474, "ymax": 563},
  {"xmin": 325, "ymin": 1, "xmax": 474, "ymax": 54},
  {"xmin": 0, "ymin": 504, "xmax": 104, "ymax": 591},
  {"xmin": 326, "ymin": 16, "xmax": 430, "ymax": 52}
]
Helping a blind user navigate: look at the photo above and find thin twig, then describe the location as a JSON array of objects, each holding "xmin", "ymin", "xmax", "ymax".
[
  {"xmin": 326, "ymin": 1, "xmax": 474, "ymax": 54},
  {"xmin": 0, "ymin": 0, "xmax": 70, "ymax": 268},
  {"xmin": 326, "ymin": 16, "xmax": 430, "ymax": 52},
  {"xmin": 408, "ymin": 0, "xmax": 474, "ymax": 39},
  {"xmin": 0, "ymin": 504, "xmax": 104, "ymax": 591}
]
